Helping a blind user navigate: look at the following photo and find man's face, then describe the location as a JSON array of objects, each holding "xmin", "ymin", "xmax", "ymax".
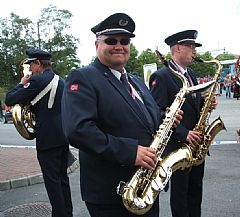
[
  {"xmin": 95, "ymin": 34, "xmax": 131, "ymax": 71},
  {"xmin": 177, "ymin": 43, "xmax": 197, "ymax": 66},
  {"xmin": 29, "ymin": 60, "xmax": 41, "ymax": 74}
]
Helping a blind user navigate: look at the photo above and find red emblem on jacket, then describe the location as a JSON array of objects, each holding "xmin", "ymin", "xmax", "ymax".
[{"xmin": 70, "ymin": 84, "xmax": 79, "ymax": 91}]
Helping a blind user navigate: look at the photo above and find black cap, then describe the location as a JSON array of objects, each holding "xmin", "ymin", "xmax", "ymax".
[
  {"xmin": 165, "ymin": 30, "xmax": 202, "ymax": 47},
  {"xmin": 91, "ymin": 13, "xmax": 135, "ymax": 38},
  {"xmin": 24, "ymin": 48, "xmax": 52, "ymax": 64}
]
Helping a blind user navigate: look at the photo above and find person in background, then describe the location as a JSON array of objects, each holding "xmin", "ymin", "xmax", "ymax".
[
  {"xmin": 224, "ymin": 73, "xmax": 231, "ymax": 98},
  {"xmin": 61, "ymin": 13, "xmax": 182, "ymax": 217},
  {"xmin": 234, "ymin": 73, "xmax": 240, "ymax": 100},
  {"xmin": 5, "ymin": 48, "xmax": 73, "ymax": 217},
  {"xmin": 149, "ymin": 30, "xmax": 217, "ymax": 217},
  {"xmin": 0, "ymin": 100, "xmax": 3, "ymax": 119}
]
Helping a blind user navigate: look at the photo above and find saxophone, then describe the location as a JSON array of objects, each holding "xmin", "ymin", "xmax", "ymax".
[
  {"xmin": 155, "ymin": 58, "xmax": 226, "ymax": 190},
  {"xmin": 116, "ymin": 51, "xmax": 215, "ymax": 215},
  {"xmin": 191, "ymin": 57, "xmax": 226, "ymax": 165},
  {"xmin": 12, "ymin": 59, "xmax": 36, "ymax": 140}
]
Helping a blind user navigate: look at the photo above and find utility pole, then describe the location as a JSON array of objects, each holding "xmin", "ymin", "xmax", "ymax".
[{"xmin": 37, "ymin": 21, "xmax": 41, "ymax": 49}]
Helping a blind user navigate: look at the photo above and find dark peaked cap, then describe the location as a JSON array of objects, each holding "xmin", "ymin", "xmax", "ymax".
[
  {"xmin": 24, "ymin": 48, "xmax": 52, "ymax": 64},
  {"xmin": 165, "ymin": 30, "xmax": 202, "ymax": 47},
  {"xmin": 91, "ymin": 13, "xmax": 135, "ymax": 38}
]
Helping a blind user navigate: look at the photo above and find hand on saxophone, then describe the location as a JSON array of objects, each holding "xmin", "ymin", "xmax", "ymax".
[
  {"xmin": 186, "ymin": 130, "xmax": 202, "ymax": 149},
  {"xmin": 174, "ymin": 109, "xmax": 184, "ymax": 128},
  {"xmin": 135, "ymin": 146, "xmax": 157, "ymax": 170},
  {"xmin": 210, "ymin": 96, "xmax": 218, "ymax": 110},
  {"xmin": 20, "ymin": 74, "xmax": 30, "ymax": 85},
  {"xmin": 165, "ymin": 107, "xmax": 184, "ymax": 128}
]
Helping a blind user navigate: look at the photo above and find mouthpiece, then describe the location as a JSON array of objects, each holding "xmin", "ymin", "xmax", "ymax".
[{"xmin": 194, "ymin": 57, "xmax": 204, "ymax": 63}]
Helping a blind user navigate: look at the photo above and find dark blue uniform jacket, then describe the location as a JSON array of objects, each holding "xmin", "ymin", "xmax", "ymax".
[
  {"xmin": 61, "ymin": 58, "xmax": 162, "ymax": 204},
  {"xmin": 5, "ymin": 70, "xmax": 67, "ymax": 151}
]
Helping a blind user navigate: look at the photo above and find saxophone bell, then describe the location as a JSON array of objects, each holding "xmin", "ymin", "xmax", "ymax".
[{"xmin": 187, "ymin": 80, "xmax": 215, "ymax": 93}]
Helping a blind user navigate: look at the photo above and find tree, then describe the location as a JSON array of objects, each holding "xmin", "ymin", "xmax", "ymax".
[
  {"xmin": 0, "ymin": 5, "xmax": 80, "ymax": 91},
  {"xmin": 191, "ymin": 51, "xmax": 216, "ymax": 78},
  {"xmin": 132, "ymin": 48, "xmax": 162, "ymax": 78},
  {"xmin": 37, "ymin": 5, "xmax": 80, "ymax": 77},
  {"xmin": 126, "ymin": 43, "xmax": 138, "ymax": 74},
  {"xmin": 216, "ymin": 53, "xmax": 236, "ymax": 61},
  {"xmin": 0, "ymin": 13, "xmax": 35, "ymax": 88}
]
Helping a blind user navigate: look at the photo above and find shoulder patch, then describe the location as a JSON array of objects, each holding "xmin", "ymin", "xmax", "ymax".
[
  {"xmin": 70, "ymin": 84, "xmax": 79, "ymax": 91},
  {"xmin": 151, "ymin": 80, "xmax": 157, "ymax": 87},
  {"xmin": 24, "ymin": 83, "xmax": 30, "ymax": 88}
]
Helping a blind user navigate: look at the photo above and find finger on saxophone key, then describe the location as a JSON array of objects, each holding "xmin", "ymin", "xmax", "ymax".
[{"xmin": 135, "ymin": 146, "xmax": 157, "ymax": 169}]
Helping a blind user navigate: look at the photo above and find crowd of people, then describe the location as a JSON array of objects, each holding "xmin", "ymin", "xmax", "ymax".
[
  {"xmin": 4, "ymin": 12, "xmax": 237, "ymax": 217},
  {"xmin": 197, "ymin": 72, "xmax": 240, "ymax": 99}
]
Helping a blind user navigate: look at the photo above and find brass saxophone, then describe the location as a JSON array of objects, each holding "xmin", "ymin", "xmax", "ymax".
[
  {"xmin": 155, "ymin": 58, "xmax": 226, "ymax": 189},
  {"xmin": 116, "ymin": 51, "xmax": 215, "ymax": 215},
  {"xmin": 191, "ymin": 57, "xmax": 226, "ymax": 165},
  {"xmin": 12, "ymin": 59, "xmax": 36, "ymax": 140}
]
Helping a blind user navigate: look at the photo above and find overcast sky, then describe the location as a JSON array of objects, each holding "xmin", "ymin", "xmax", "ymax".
[{"xmin": 2, "ymin": 0, "xmax": 240, "ymax": 65}]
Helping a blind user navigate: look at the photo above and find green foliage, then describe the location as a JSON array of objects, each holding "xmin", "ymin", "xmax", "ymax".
[
  {"xmin": 126, "ymin": 43, "xmax": 138, "ymax": 74},
  {"xmin": 215, "ymin": 52, "xmax": 236, "ymax": 61},
  {"xmin": 127, "ymin": 48, "xmax": 162, "ymax": 78},
  {"xmin": 191, "ymin": 51, "xmax": 216, "ymax": 78},
  {"xmin": 0, "ymin": 5, "xmax": 80, "ymax": 91}
]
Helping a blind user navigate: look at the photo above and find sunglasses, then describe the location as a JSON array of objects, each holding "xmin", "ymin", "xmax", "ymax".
[{"xmin": 103, "ymin": 38, "xmax": 131, "ymax": 46}]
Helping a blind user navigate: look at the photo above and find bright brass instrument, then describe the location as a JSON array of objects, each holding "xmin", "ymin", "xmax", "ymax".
[
  {"xmin": 12, "ymin": 59, "xmax": 36, "ymax": 140},
  {"xmin": 191, "ymin": 57, "xmax": 226, "ymax": 165},
  {"xmin": 116, "ymin": 51, "xmax": 215, "ymax": 215},
  {"xmin": 153, "ymin": 57, "xmax": 226, "ymax": 195}
]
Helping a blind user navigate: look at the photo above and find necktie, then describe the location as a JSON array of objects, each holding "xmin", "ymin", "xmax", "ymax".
[
  {"xmin": 120, "ymin": 73, "xmax": 154, "ymax": 130},
  {"xmin": 185, "ymin": 71, "xmax": 193, "ymax": 87},
  {"xmin": 185, "ymin": 71, "xmax": 196, "ymax": 98},
  {"xmin": 120, "ymin": 73, "xmax": 131, "ymax": 93}
]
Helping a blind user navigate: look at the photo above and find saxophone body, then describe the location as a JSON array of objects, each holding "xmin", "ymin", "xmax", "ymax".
[
  {"xmin": 159, "ymin": 58, "xmax": 226, "ymax": 175},
  {"xmin": 191, "ymin": 58, "xmax": 226, "ymax": 165},
  {"xmin": 12, "ymin": 59, "xmax": 36, "ymax": 140},
  {"xmin": 117, "ymin": 51, "xmax": 214, "ymax": 215}
]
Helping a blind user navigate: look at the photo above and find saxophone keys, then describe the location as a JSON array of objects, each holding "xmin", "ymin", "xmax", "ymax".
[
  {"xmin": 151, "ymin": 176, "xmax": 164, "ymax": 191},
  {"xmin": 134, "ymin": 197, "xmax": 146, "ymax": 208},
  {"xmin": 145, "ymin": 194, "xmax": 154, "ymax": 205}
]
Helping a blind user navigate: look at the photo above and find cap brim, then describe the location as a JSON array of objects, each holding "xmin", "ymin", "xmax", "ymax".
[
  {"xmin": 179, "ymin": 40, "xmax": 202, "ymax": 47},
  {"xmin": 102, "ymin": 30, "xmax": 135, "ymax": 38},
  {"xmin": 24, "ymin": 58, "xmax": 37, "ymax": 64}
]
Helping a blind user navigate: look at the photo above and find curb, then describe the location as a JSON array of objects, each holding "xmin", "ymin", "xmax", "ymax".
[{"xmin": 0, "ymin": 158, "xmax": 79, "ymax": 191}]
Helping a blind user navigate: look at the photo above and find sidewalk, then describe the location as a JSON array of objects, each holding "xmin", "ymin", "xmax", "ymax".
[{"xmin": 0, "ymin": 146, "xmax": 79, "ymax": 191}]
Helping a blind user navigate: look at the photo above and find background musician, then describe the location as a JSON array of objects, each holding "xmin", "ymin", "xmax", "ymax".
[
  {"xmin": 149, "ymin": 30, "xmax": 217, "ymax": 217},
  {"xmin": 5, "ymin": 48, "xmax": 73, "ymax": 217}
]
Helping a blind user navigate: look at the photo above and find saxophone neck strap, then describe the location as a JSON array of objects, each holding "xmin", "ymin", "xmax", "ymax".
[{"xmin": 30, "ymin": 74, "xmax": 59, "ymax": 109}]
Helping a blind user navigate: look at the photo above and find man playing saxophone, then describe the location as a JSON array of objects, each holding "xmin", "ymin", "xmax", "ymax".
[
  {"xmin": 149, "ymin": 30, "xmax": 217, "ymax": 217},
  {"xmin": 61, "ymin": 13, "xmax": 183, "ymax": 217}
]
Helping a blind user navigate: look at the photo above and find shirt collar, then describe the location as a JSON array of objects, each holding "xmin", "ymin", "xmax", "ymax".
[{"xmin": 110, "ymin": 68, "xmax": 127, "ymax": 80}]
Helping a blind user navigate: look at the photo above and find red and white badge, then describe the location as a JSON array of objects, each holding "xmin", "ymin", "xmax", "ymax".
[
  {"xmin": 24, "ymin": 82, "xmax": 30, "ymax": 88},
  {"xmin": 70, "ymin": 84, "xmax": 79, "ymax": 91},
  {"xmin": 151, "ymin": 80, "xmax": 157, "ymax": 87}
]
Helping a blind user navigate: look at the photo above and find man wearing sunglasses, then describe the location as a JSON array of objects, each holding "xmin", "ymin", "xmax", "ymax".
[
  {"xmin": 62, "ymin": 13, "xmax": 182, "ymax": 217},
  {"xmin": 149, "ymin": 30, "xmax": 217, "ymax": 217}
]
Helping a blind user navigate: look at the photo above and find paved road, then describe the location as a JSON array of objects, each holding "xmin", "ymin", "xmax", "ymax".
[{"xmin": 0, "ymin": 93, "xmax": 240, "ymax": 216}]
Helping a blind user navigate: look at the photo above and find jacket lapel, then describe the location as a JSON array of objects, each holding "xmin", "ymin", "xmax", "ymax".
[{"xmin": 93, "ymin": 59, "xmax": 154, "ymax": 131}]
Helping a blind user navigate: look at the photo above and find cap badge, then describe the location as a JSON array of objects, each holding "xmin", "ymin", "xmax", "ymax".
[
  {"xmin": 194, "ymin": 32, "xmax": 198, "ymax": 39},
  {"xmin": 119, "ymin": 19, "xmax": 128, "ymax": 26}
]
